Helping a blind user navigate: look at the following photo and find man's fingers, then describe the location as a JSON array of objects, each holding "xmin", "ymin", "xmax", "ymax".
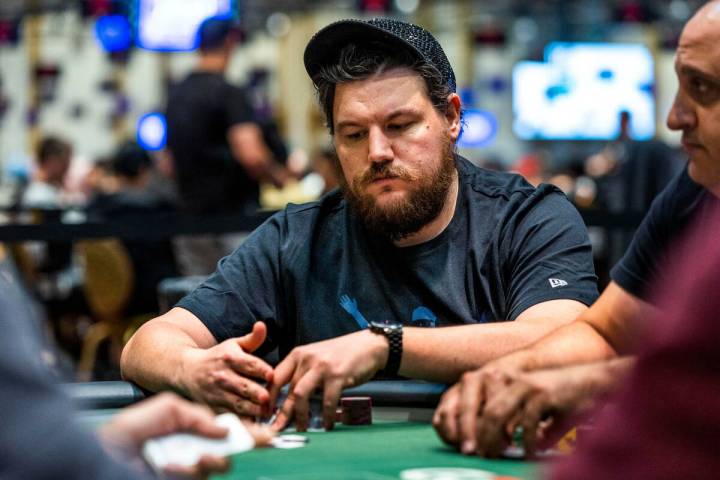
[
  {"xmin": 224, "ymin": 350, "xmax": 273, "ymax": 383},
  {"xmin": 291, "ymin": 370, "xmax": 322, "ymax": 432},
  {"xmin": 520, "ymin": 397, "xmax": 544, "ymax": 459},
  {"xmin": 243, "ymin": 421, "xmax": 276, "ymax": 447},
  {"xmin": 457, "ymin": 372, "xmax": 483, "ymax": 454},
  {"xmin": 229, "ymin": 396, "xmax": 265, "ymax": 418},
  {"xmin": 196, "ymin": 454, "xmax": 231, "ymax": 476},
  {"xmin": 475, "ymin": 382, "xmax": 531, "ymax": 457},
  {"xmin": 236, "ymin": 321, "xmax": 267, "ymax": 354},
  {"xmin": 322, "ymin": 378, "xmax": 343, "ymax": 431},
  {"xmin": 171, "ymin": 401, "xmax": 229, "ymax": 439},
  {"xmin": 215, "ymin": 371, "xmax": 270, "ymax": 406},
  {"xmin": 268, "ymin": 355, "xmax": 297, "ymax": 410},
  {"xmin": 432, "ymin": 385, "xmax": 461, "ymax": 446},
  {"xmin": 164, "ymin": 454, "xmax": 230, "ymax": 479}
]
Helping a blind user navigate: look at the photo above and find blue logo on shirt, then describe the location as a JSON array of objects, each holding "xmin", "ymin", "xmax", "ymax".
[
  {"xmin": 339, "ymin": 295, "xmax": 437, "ymax": 329},
  {"xmin": 339, "ymin": 294, "xmax": 369, "ymax": 328},
  {"xmin": 410, "ymin": 306, "xmax": 437, "ymax": 327}
]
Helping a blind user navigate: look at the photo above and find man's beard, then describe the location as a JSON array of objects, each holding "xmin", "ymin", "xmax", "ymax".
[{"xmin": 342, "ymin": 138, "xmax": 456, "ymax": 242}]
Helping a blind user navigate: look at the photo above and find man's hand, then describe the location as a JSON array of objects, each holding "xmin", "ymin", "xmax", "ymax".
[
  {"xmin": 434, "ymin": 360, "xmax": 629, "ymax": 458},
  {"xmin": 180, "ymin": 322, "xmax": 274, "ymax": 417},
  {"xmin": 268, "ymin": 329, "xmax": 388, "ymax": 431},
  {"xmin": 98, "ymin": 392, "xmax": 235, "ymax": 479},
  {"xmin": 432, "ymin": 360, "xmax": 521, "ymax": 455}
]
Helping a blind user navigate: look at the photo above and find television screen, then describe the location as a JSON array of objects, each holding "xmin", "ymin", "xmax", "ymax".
[
  {"xmin": 513, "ymin": 42, "xmax": 655, "ymax": 140},
  {"xmin": 136, "ymin": 0, "xmax": 235, "ymax": 52}
]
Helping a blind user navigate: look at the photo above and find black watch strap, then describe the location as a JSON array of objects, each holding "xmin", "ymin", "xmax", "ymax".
[
  {"xmin": 383, "ymin": 325, "xmax": 403, "ymax": 377},
  {"xmin": 369, "ymin": 321, "xmax": 403, "ymax": 377}
]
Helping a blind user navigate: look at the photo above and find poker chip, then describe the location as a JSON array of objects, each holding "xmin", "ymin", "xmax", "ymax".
[
  {"xmin": 271, "ymin": 434, "xmax": 309, "ymax": 449},
  {"xmin": 400, "ymin": 467, "xmax": 499, "ymax": 480},
  {"xmin": 336, "ymin": 396, "xmax": 372, "ymax": 425}
]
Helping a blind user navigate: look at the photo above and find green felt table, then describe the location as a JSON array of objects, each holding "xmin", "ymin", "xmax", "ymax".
[
  {"xmin": 69, "ymin": 381, "xmax": 545, "ymax": 480},
  {"xmin": 217, "ymin": 409, "xmax": 542, "ymax": 480}
]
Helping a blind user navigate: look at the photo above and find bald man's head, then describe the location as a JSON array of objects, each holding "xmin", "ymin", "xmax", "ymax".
[{"xmin": 666, "ymin": 0, "xmax": 720, "ymax": 197}]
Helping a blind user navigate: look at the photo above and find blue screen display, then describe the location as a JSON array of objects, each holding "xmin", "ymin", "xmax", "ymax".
[
  {"xmin": 136, "ymin": 0, "xmax": 234, "ymax": 52},
  {"xmin": 513, "ymin": 42, "xmax": 655, "ymax": 140}
]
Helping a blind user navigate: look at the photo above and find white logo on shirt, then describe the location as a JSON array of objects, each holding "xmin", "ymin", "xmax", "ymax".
[{"xmin": 549, "ymin": 278, "xmax": 568, "ymax": 288}]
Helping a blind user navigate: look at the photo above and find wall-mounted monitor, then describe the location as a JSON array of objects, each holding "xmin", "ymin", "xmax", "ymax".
[
  {"xmin": 513, "ymin": 42, "xmax": 655, "ymax": 140},
  {"xmin": 135, "ymin": 0, "xmax": 235, "ymax": 52}
]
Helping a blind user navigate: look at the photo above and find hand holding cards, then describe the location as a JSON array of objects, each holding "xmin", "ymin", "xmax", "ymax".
[{"xmin": 142, "ymin": 413, "xmax": 271, "ymax": 471}]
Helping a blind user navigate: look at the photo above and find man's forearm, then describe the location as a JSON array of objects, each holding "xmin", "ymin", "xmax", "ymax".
[
  {"xmin": 399, "ymin": 320, "xmax": 579, "ymax": 383},
  {"xmin": 506, "ymin": 321, "xmax": 619, "ymax": 373},
  {"xmin": 120, "ymin": 321, "xmax": 200, "ymax": 394}
]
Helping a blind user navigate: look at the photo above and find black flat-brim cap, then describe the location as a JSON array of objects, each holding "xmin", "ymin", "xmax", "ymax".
[{"xmin": 303, "ymin": 18, "xmax": 456, "ymax": 93}]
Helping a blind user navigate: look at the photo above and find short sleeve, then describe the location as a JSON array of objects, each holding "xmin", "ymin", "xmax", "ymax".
[
  {"xmin": 176, "ymin": 212, "xmax": 286, "ymax": 347},
  {"xmin": 504, "ymin": 188, "xmax": 599, "ymax": 320},
  {"xmin": 223, "ymin": 84, "xmax": 255, "ymax": 127},
  {"xmin": 611, "ymin": 168, "xmax": 706, "ymax": 300}
]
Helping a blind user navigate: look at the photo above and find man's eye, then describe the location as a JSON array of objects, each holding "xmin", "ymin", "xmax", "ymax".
[
  {"xmin": 690, "ymin": 77, "xmax": 709, "ymax": 94},
  {"xmin": 345, "ymin": 131, "xmax": 364, "ymax": 141},
  {"xmin": 388, "ymin": 122, "xmax": 410, "ymax": 132},
  {"xmin": 687, "ymin": 75, "xmax": 720, "ymax": 105}
]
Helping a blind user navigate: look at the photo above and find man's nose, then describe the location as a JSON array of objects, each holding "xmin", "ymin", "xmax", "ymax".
[
  {"xmin": 367, "ymin": 127, "xmax": 393, "ymax": 164},
  {"xmin": 667, "ymin": 91, "xmax": 697, "ymax": 132}
]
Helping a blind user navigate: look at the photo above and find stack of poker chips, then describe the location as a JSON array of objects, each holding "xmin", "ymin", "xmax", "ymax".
[{"xmin": 336, "ymin": 397, "xmax": 373, "ymax": 425}]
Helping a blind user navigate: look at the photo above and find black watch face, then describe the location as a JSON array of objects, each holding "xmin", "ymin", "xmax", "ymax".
[{"xmin": 371, "ymin": 320, "xmax": 401, "ymax": 330}]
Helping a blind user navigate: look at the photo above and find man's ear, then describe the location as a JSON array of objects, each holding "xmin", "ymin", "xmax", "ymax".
[{"xmin": 445, "ymin": 94, "xmax": 462, "ymax": 141}]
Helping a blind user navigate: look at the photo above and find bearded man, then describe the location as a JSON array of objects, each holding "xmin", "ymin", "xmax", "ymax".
[{"xmin": 121, "ymin": 18, "xmax": 598, "ymax": 431}]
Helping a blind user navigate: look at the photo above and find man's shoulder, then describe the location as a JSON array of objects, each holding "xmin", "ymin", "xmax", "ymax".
[
  {"xmin": 278, "ymin": 189, "xmax": 347, "ymax": 229},
  {"xmin": 646, "ymin": 166, "xmax": 707, "ymax": 223},
  {"xmin": 455, "ymin": 156, "xmax": 546, "ymax": 202}
]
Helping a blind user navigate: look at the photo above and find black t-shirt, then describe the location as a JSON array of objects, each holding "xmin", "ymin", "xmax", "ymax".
[
  {"xmin": 166, "ymin": 72, "xmax": 257, "ymax": 213},
  {"xmin": 611, "ymin": 167, "xmax": 718, "ymax": 300},
  {"xmin": 178, "ymin": 156, "xmax": 598, "ymax": 358}
]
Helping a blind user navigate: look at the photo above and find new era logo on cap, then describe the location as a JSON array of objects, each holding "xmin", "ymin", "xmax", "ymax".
[{"xmin": 549, "ymin": 278, "xmax": 568, "ymax": 288}]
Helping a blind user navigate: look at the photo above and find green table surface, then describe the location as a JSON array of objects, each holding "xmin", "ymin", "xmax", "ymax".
[
  {"xmin": 218, "ymin": 421, "xmax": 542, "ymax": 480},
  {"xmin": 76, "ymin": 407, "xmax": 544, "ymax": 480}
]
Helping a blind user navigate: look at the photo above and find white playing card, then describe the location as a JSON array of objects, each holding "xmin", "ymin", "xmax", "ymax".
[{"xmin": 142, "ymin": 413, "xmax": 255, "ymax": 470}]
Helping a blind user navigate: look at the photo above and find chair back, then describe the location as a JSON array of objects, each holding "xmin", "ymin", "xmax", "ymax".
[{"xmin": 76, "ymin": 239, "xmax": 134, "ymax": 320}]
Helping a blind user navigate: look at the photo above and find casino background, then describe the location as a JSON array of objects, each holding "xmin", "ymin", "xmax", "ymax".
[{"xmin": 0, "ymin": 0, "xmax": 698, "ymax": 381}]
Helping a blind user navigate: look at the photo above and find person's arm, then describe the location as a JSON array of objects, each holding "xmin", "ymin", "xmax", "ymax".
[
  {"xmin": 485, "ymin": 281, "xmax": 648, "ymax": 373},
  {"xmin": 123, "ymin": 214, "xmax": 288, "ymax": 416},
  {"xmin": 269, "ymin": 298, "xmax": 588, "ymax": 431},
  {"xmin": 121, "ymin": 309, "xmax": 274, "ymax": 417},
  {"xmin": 399, "ymin": 298, "xmax": 588, "ymax": 382},
  {"xmin": 227, "ymin": 123, "xmax": 288, "ymax": 188}
]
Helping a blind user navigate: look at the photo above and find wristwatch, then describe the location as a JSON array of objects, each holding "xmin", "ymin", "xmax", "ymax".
[{"xmin": 368, "ymin": 319, "xmax": 403, "ymax": 377}]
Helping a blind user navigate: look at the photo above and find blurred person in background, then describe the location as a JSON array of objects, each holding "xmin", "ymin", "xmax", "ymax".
[
  {"xmin": 87, "ymin": 142, "xmax": 178, "ymax": 317},
  {"xmin": 311, "ymin": 146, "xmax": 341, "ymax": 194},
  {"xmin": 165, "ymin": 16, "xmax": 288, "ymax": 276},
  {"xmin": 13, "ymin": 136, "xmax": 86, "ymax": 360},
  {"xmin": 21, "ymin": 135, "xmax": 73, "ymax": 209}
]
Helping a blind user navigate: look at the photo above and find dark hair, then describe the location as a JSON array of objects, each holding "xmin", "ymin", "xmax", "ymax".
[
  {"xmin": 37, "ymin": 136, "xmax": 71, "ymax": 164},
  {"xmin": 197, "ymin": 16, "xmax": 235, "ymax": 52},
  {"xmin": 313, "ymin": 43, "xmax": 454, "ymax": 133},
  {"xmin": 112, "ymin": 142, "xmax": 151, "ymax": 179}
]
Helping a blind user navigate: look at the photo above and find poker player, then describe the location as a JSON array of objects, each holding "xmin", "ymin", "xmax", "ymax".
[
  {"xmin": 433, "ymin": 0, "xmax": 720, "ymax": 464},
  {"xmin": 121, "ymin": 17, "xmax": 599, "ymax": 432}
]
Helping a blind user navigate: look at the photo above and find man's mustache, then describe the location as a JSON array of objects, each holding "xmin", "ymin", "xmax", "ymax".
[{"xmin": 355, "ymin": 163, "xmax": 414, "ymax": 187}]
